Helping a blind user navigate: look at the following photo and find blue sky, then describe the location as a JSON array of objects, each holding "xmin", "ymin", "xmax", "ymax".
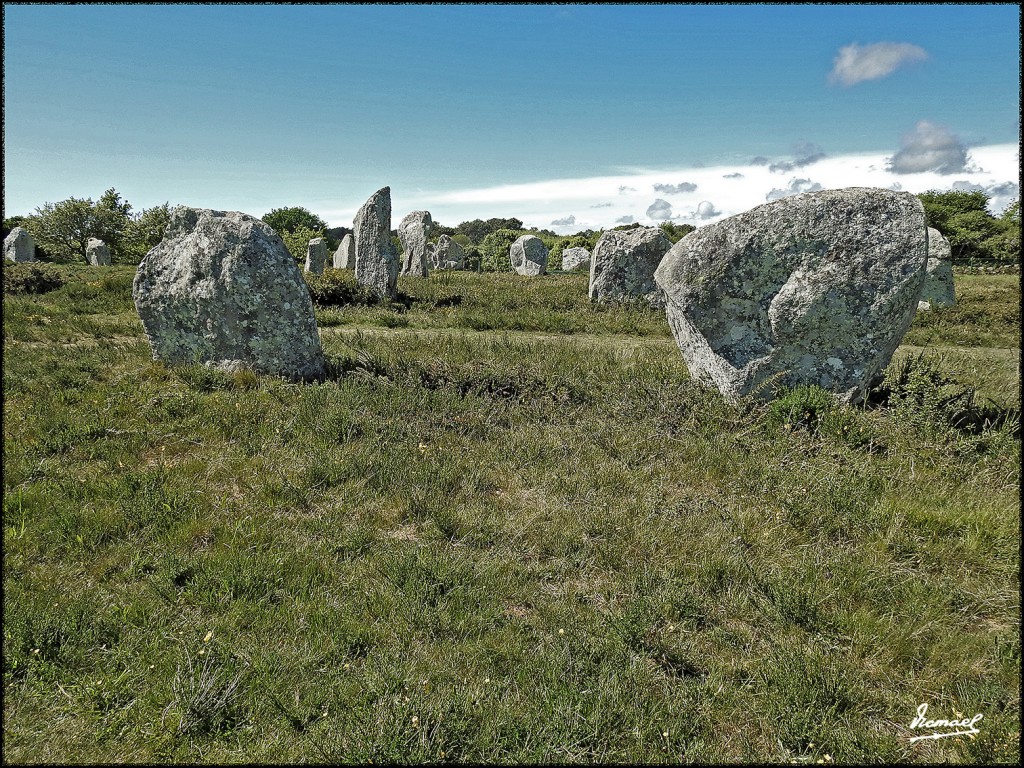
[{"xmin": 3, "ymin": 3, "xmax": 1020, "ymax": 231}]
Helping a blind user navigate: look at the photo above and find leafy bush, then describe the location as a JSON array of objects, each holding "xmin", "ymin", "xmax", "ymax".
[
  {"xmin": 873, "ymin": 354, "xmax": 978, "ymax": 430},
  {"xmin": 3, "ymin": 262, "xmax": 66, "ymax": 294},
  {"xmin": 766, "ymin": 384, "xmax": 837, "ymax": 434},
  {"xmin": 304, "ymin": 268, "xmax": 380, "ymax": 306},
  {"xmin": 479, "ymin": 228, "xmax": 522, "ymax": 272},
  {"xmin": 548, "ymin": 234, "xmax": 593, "ymax": 267}
]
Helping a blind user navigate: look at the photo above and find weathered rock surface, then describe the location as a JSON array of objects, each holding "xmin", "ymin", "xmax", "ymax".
[
  {"xmin": 561, "ymin": 247, "xmax": 591, "ymax": 272},
  {"xmin": 398, "ymin": 210, "xmax": 432, "ymax": 277},
  {"xmin": 917, "ymin": 227, "xmax": 955, "ymax": 310},
  {"xmin": 653, "ymin": 187, "xmax": 928, "ymax": 403},
  {"xmin": 589, "ymin": 227, "xmax": 672, "ymax": 307},
  {"xmin": 304, "ymin": 237, "xmax": 327, "ymax": 274},
  {"xmin": 431, "ymin": 234, "xmax": 465, "ymax": 270},
  {"xmin": 510, "ymin": 235, "xmax": 547, "ymax": 276},
  {"xmin": 353, "ymin": 187, "xmax": 398, "ymax": 300},
  {"xmin": 86, "ymin": 238, "xmax": 112, "ymax": 266},
  {"xmin": 132, "ymin": 207, "xmax": 325, "ymax": 380},
  {"xmin": 4, "ymin": 227, "xmax": 36, "ymax": 263},
  {"xmin": 334, "ymin": 234, "xmax": 355, "ymax": 269}
]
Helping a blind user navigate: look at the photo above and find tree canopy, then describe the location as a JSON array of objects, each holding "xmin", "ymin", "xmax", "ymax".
[
  {"xmin": 261, "ymin": 207, "xmax": 329, "ymax": 238},
  {"xmin": 918, "ymin": 190, "xmax": 1020, "ymax": 264}
]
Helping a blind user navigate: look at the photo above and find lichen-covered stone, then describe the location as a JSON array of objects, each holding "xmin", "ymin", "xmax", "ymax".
[
  {"xmin": 334, "ymin": 234, "xmax": 355, "ymax": 269},
  {"xmin": 4, "ymin": 227, "xmax": 36, "ymax": 263},
  {"xmin": 431, "ymin": 234, "xmax": 465, "ymax": 270},
  {"xmin": 132, "ymin": 207, "xmax": 325, "ymax": 380},
  {"xmin": 653, "ymin": 187, "xmax": 928, "ymax": 403},
  {"xmin": 354, "ymin": 187, "xmax": 398, "ymax": 300},
  {"xmin": 917, "ymin": 227, "xmax": 955, "ymax": 310},
  {"xmin": 86, "ymin": 238, "xmax": 112, "ymax": 266},
  {"xmin": 304, "ymin": 237, "xmax": 327, "ymax": 274},
  {"xmin": 510, "ymin": 235, "xmax": 547, "ymax": 276},
  {"xmin": 398, "ymin": 210, "xmax": 432, "ymax": 277},
  {"xmin": 561, "ymin": 247, "xmax": 591, "ymax": 272},
  {"xmin": 589, "ymin": 227, "xmax": 671, "ymax": 307}
]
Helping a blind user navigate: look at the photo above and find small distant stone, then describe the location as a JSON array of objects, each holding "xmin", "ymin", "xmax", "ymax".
[
  {"xmin": 132, "ymin": 207, "xmax": 325, "ymax": 380},
  {"xmin": 86, "ymin": 238, "xmax": 112, "ymax": 266},
  {"xmin": 589, "ymin": 227, "xmax": 672, "ymax": 307},
  {"xmin": 917, "ymin": 227, "xmax": 955, "ymax": 310},
  {"xmin": 304, "ymin": 237, "xmax": 327, "ymax": 274},
  {"xmin": 510, "ymin": 235, "xmax": 547, "ymax": 276},
  {"xmin": 398, "ymin": 211, "xmax": 432, "ymax": 277},
  {"xmin": 561, "ymin": 247, "xmax": 591, "ymax": 272},
  {"xmin": 334, "ymin": 234, "xmax": 355, "ymax": 269},
  {"xmin": 432, "ymin": 234, "xmax": 465, "ymax": 270},
  {"xmin": 4, "ymin": 227, "xmax": 36, "ymax": 263}
]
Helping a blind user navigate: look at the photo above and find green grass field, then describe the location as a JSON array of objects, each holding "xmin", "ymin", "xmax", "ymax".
[{"xmin": 3, "ymin": 265, "xmax": 1020, "ymax": 763}]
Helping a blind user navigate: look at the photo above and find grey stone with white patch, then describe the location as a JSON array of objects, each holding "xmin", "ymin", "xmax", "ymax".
[
  {"xmin": 561, "ymin": 247, "xmax": 591, "ymax": 272},
  {"xmin": 589, "ymin": 227, "xmax": 672, "ymax": 307},
  {"xmin": 917, "ymin": 227, "xmax": 955, "ymax": 310},
  {"xmin": 653, "ymin": 187, "xmax": 928, "ymax": 403},
  {"xmin": 431, "ymin": 234, "xmax": 465, "ymax": 270},
  {"xmin": 132, "ymin": 207, "xmax": 325, "ymax": 380},
  {"xmin": 304, "ymin": 237, "xmax": 327, "ymax": 274},
  {"xmin": 4, "ymin": 227, "xmax": 36, "ymax": 263},
  {"xmin": 353, "ymin": 187, "xmax": 398, "ymax": 300},
  {"xmin": 334, "ymin": 234, "xmax": 355, "ymax": 269},
  {"xmin": 510, "ymin": 234, "xmax": 547, "ymax": 276},
  {"xmin": 398, "ymin": 210, "xmax": 432, "ymax": 277},
  {"xmin": 86, "ymin": 238, "xmax": 112, "ymax": 266}
]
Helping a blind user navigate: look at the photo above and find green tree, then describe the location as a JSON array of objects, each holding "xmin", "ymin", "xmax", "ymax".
[
  {"xmin": 279, "ymin": 225, "xmax": 325, "ymax": 264},
  {"xmin": 261, "ymin": 207, "xmax": 329, "ymax": 238},
  {"xmin": 23, "ymin": 197, "xmax": 99, "ymax": 263},
  {"xmin": 93, "ymin": 187, "xmax": 134, "ymax": 256},
  {"xmin": 658, "ymin": 221, "xmax": 695, "ymax": 243},
  {"xmin": 456, "ymin": 217, "xmax": 524, "ymax": 244},
  {"xmin": 479, "ymin": 228, "xmax": 522, "ymax": 272},
  {"xmin": 917, "ymin": 189, "xmax": 1015, "ymax": 264},
  {"xmin": 548, "ymin": 234, "xmax": 593, "ymax": 266},
  {"xmin": 123, "ymin": 203, "xmax": 171, "ymax": 263}
]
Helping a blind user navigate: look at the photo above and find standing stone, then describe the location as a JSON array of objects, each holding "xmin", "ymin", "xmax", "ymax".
[
  {"xmin": 87, "ymin": 238, "xmax": 112, "ymax": 266},
  {"xmin": 917, "ymin": 227, "xmax": 955, "ymax": 310},
  {"xmin": 353, "ymin": 187, "xmax": 398, "ymax": 300},
  {"xmin": 132, "ymin": 207, "xmax": 325, "ymax": 380},
  {"xmin": 398, "ymin": 210, "xmax": 433, "ymax": 277},
  {"xmin": 653, "ymin": 187, "xmax": 928, "ymax": 404},
  {"xmin": 561, "ymin": 247, "xmax": 591, "ymax": 272},
  {"xmin": 4, "ymin": 227, "xmax": 36, "ymax": 263},
  {"xmin": 304, "ymin": 237, "xmax": 327, "ymax": 274},
  {"xmin": 589, "ymin": 227, "xmax": 672, "ymax": 307},
  {"xmin": 510, "ymin": 235, "xmax": 548, "ymax": 276},
  {"xmin": 334, "ymin": 234, "xmax": 355, "ymax": 269},
  {"xmin": 432, "ymin": 234, "xmax": 465, "ymax": 270}
]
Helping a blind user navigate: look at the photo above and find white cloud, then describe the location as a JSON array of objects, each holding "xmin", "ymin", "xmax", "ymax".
[
  {"xmin": 695, "ymin": 201, "xmax": 721, "ymax": 219},
  {"xmin": 550, "ymin": 214, "xmax": 576, "ymax": 226},
  {"xmin": 950, "ymin": 180, "xmax": 1021, "ymax": 214},
  {"xmin": 829, "ymin": 42, "xmax": 928, "ymax": 86},
  {"xmin": 317, "ymin": 143, "xmax": 1018, "ymax": 231},
  {"xmin": 769, "ymin": 142, "xmax": 827, "ymax": 173},
  {"xmin": 887, "ymin": 121, "xmax": 971, "ymax": 174},
  {"xmin": 646, "ymin": 199, "xmax": 673, "ymax": 220},
  {"xmin": 618, "ymin": 185, "xmax": 636, "ymax": 194},
  {"xmin": 653, "ymin": 182, "xmax": 698, "ymax": 194},
  {"xmin": 723, "ymin": 172, "xmax": 744, "ymax": 179},
  {"xmin": 766, "ymin": 178, "xmax": 823, "ymax": 201}
]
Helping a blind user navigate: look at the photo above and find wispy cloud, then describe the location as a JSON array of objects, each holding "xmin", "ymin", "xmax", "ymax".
[
  {"xmin": 550, "ymin": 214, "xmax": 576, "ymax": 226},
  {"xmin": 765, "ymin": 178, "xmax": 823, "ymax": 201},
  {"xmin": 769, "ymin": 142, "xmax": 827, "ymax": 173},
  {"xmin": 829, "ymin": 42, "xmax": 928, "ymax": 86},
  {"xmin": 615, "ymin": 215, "xmax": 635, "ymax": 224},
  {"xmin": 723, "ymin": 172, "xmax": 744, "ymax": 179},
  {"xmin": 887, "ymin": 120, "xmax": 971, "ymax": 174},
  {"xmin": 653, "ymin": 182, "xmax": 698, "ymax": 194}
]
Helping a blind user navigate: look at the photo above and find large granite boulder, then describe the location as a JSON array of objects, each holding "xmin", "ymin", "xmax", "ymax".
[
  {"xmin": 510, "ymin": 235, "xmax": 547, "ymax": 276},
  {"xmin": 561, "ymin": 247, "xmax": 591, "ymax": 272},
  {"xmin": 431, "ymin": 234, "xmax": 465, "ymax": 270},
  {"xmin": 653, "ymin": 187, "xmax": 928, "ymax": 403},
  {"xmin": 132, "ymin": 207, "xmax": 325, "ymax": 380},
  {"xmin": 398, "ymin": 210, "xmax": 432, "ymax": 277},
  {"xmin": 353, "ymin": 187, "xmax": 398, "ymax": 300},
  {"xmin": 86, "ymin": 238, "xmax": 112, "ymax": 266},
  {"xmin": 334, "ymin": 234, "xmax": 355, "ymax": 269},
  {"xmin": 917, "ymin": 227, "xmax": 955, "ymax": 310},
  {"xmin": 589, "ymin": 227, "xmax": 672, "ymax": 307},
  {"xmin": 4, "ymin": 227, "xmax": 36, "ymax": 263},
  {"xmin": 304, "ymin": 237, "xmax": 327, "ymax": 274}
]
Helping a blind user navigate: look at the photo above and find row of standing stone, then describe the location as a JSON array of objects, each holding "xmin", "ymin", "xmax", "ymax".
[
  {"xmin": 3, "ymin": 228, "xmax": 111, "ymax": 266},
  {"xmin": 93, "ymin": 186, "xmax": 957, "ymax": 404}
]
